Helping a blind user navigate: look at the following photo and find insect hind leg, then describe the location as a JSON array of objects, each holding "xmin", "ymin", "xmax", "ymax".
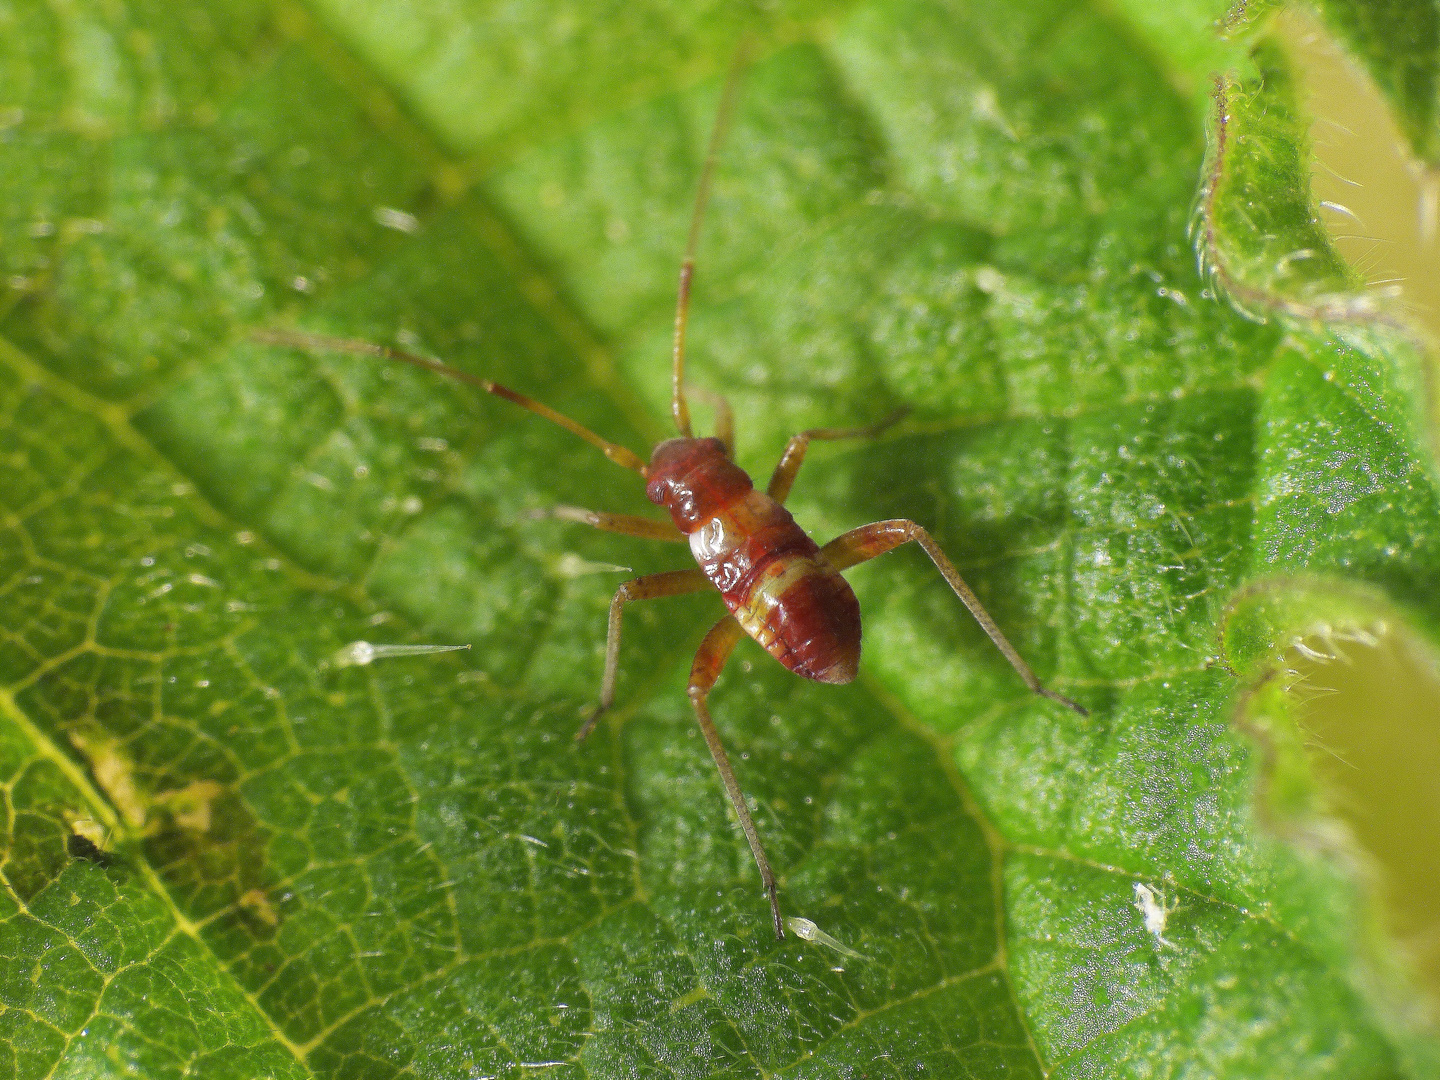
[
  {"xmin": 688, "ymin": 615, "xmax": 785, "ymax": 940},
  {"xmin": 821, "ymin": 519, "xmax": 1086, "ymax": 716}
]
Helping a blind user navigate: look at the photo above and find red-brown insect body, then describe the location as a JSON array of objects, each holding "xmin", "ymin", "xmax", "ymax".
[
  {"xmin": 259, "ymin": 60, "xmax": 1085, "ymax": 942},
  {"xmin": 647, "ymin": 438, "xmax": 861, "ymax": 684}
]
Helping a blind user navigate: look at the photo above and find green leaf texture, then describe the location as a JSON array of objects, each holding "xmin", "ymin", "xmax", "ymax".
[
  {"xmin": 1312, "ymin": 0, "xmax": 1440, "ymax": 166},
  {"xmin": 2, "ymin": 1, "xmax": 1438, "ymax": 1077}
]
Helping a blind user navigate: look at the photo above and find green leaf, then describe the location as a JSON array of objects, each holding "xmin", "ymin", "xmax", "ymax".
[
  {"xmin": 1310, "ymin": 0, "xmax": 1440, "ymax": 166},
  {"xmin": 3, "ymin": 1, "xmax": 1438, "ymax": 1077}
]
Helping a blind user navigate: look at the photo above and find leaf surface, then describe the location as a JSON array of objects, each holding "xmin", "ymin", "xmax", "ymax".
[
  {"xmin": 1311, "ymin": 0, "xmax": 1440, "ymax": 165},
  {"xmin": 2, "ymin": 1, "xmax": 1438, "ymax": 1077}
]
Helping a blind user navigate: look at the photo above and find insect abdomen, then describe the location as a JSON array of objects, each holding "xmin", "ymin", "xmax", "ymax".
[
  {"xmin": 697, "ymin": 492, "xmax": 860, "ymax": 683},
  {"xmin": 721, "ymin": 537, "xmax": 861, "ymax": 684}
]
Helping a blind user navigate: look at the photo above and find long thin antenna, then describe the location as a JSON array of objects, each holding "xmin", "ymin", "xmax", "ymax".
[
  {"xmin": 251, "ymin": 329, "xmax": 648, "ymax": 475},
  {"xmin": 672, "ymin": 42, "xmax": 750, "ymax": 438}
]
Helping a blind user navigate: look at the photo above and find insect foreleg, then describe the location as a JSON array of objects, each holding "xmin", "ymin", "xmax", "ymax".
[
  {"xmin": 576, "ymin": 568, "xmax": 712, "ymax": 741},
  {"xmin": 766, "ymin": 410, "xmax": 909, "ymax": 505},
  {"xmin": 687, "ymin": 615, "xmax": 785, "ymax": 941},
  {"xmin": 820, "ymin": 520, "xmax": 1087, "ymax": 716}
]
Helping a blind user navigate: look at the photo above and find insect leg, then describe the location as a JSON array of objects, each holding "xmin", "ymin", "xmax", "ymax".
[
  {"xmin": 576, "ymin": 568, "xmax": 713, "ymax": 740},
  {"xmin": 526, "ymin": 506, "xmax": 687, "ymax": 542},
  {"xmin": 687, "ymin": 614, "xmax": 785, "ymax": 940},
  {"xmin": 766, "ymin": 409, "xmax": 909, "ymax": 504},
  {"xmin": 820, "ymin": 520, "xmax": 1087, "ymax": 716}
]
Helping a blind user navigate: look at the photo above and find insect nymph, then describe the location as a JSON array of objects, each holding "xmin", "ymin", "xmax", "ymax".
[{"xmin": 256, "ymin": 68, "xmax": 1085, "ymax": 940}]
